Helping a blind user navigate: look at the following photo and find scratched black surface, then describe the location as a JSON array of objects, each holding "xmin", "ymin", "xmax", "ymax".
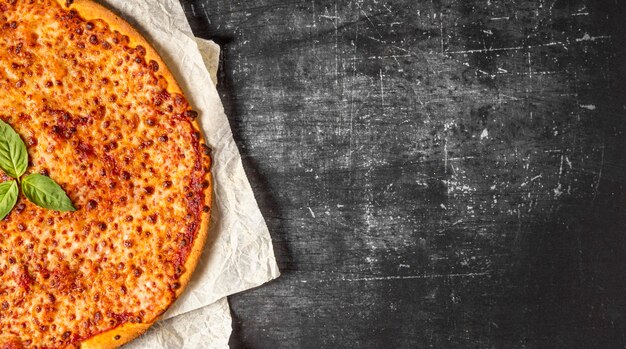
[{"xmin": 181, "ymin": 0, "xmax": 625, "ymax": 348}]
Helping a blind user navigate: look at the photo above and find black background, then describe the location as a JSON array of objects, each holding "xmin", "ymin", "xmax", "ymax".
[{"xmin": 181, "ymin": 0, "xmax": 625, "ymax": 348}]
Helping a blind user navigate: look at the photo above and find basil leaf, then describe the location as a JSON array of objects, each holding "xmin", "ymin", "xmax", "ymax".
[
  {"xmin": 22, "ymin": 174, "xmax": 75, "ymax": 212},
  {"xmin": 0, "ymin": 180, "xmax": 18, "ymax": 220},
  {"xmin": 0, "ymin": 120, "xmax": 28, "ymax": 179}
]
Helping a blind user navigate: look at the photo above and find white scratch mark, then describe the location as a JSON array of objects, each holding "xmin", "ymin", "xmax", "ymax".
[
  {"xmin": 348, "ymin": 29, "xmax": 358, "ymax": 177},
  {"xmin": 312, "ymin": 272, "xmax": 491, "ymax": 283},
  {"xmin": 446, "ymin": 41, "xmax": 565, "ymax": 54},
  {"xmin": 444, "ymin": 138, "xmax": 448, "ymax": 174},
  {"xmin": 355, "ymin": 2, "xmax": 383, "ymax": 38},
  {"xmin": 565, "ymin": 156, "xmax": 573, "ymax": 169},
  {"xmin": 365, "ymin": 35, "xmax": 385, "ymax": 43},
  {"xmin": 490, "ymin": 16, "xmax": 510, "ymax": 21},
  {"xmin": 593, "ymin": 145, "xmax": 605, "ymax": 201},
  {"xmin": 200, "ymin": 3, "xmax": 209, "ymax": 21},
  {"xmin": 527, "ymin": 51, "xmax": 532, "ymax": 96},
  {"xmin": 379, "ymin": 69, "xmax": 385, "ymax": 108},
  {"xmin": 440, "ymin": 204, "xmax": 447, "ymax": 210},
  {"xmin": 548, "ymin": 0, "xmax": 557, "ymax": 12},
  {"xmin": 580, "ymin": 104, "xmax": 596, "ymax": 110},
  {"xmin": 447, "ymin": 156, "xmax": 476, "ymax": 161},
  {"xmin": 554, "ymin": 183, "xmax": 563, "ymax": 197},
  {"xmin": 498, "ymin": 93, "xmax": 520, "ymax": 102},
  {"xmin": 447, "ymin": 45, "xmax": 524, "ymax": 54},
  {"xmin": 497, "ymin": 70, "xmax": 560, "ymax": 76},
  {"xmin": 576, "ymin": 33, "xmax": 612, "ymax": 42},
  {"xmin": 439, "ymin": 12, "xmax": 444, "ymax": 54},
  {"xmin": 449, "ymin": 163, "xmax": 458, "ymax": 176},
  {"xmin": 334, "ymin": 4, "xmax": 339, "ymax": 86},
  {"xmin": 307, "ymin": 207, "xmax": 316, "ymax": 218},
  {"xmin": 516, "ymin": 209, "xmax": 522, "ymax": 241},
  {"xmin": 354, "ymin": 54, "xmax": 411, "ymax": 60},
  {"xmin": 311, "ymin": 0, "xmax": 316, "ymax": 28},
  {"xmin": 476, "ymin": 68, "xmax": 494, "ymax": 78},
  {"xmin": 480, "ymin": 128, "xmax": 489, "ymax": 140}
]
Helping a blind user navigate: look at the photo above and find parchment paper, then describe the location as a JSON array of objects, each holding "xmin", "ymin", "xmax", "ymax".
[
  {"xmin": 195, "ymin": 38, "xmax": 221, "ymax": 88},
  {"xmin": 128, "ymin": 298, "xmax": 232, "ymax": 349},
  {"xmin": 93, "ymin": 0, "xmax": 280, "ymax": 347}
]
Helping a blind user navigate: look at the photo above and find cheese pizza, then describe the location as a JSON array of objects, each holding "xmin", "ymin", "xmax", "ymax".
[{"xmin": 0, "ymin": 0, "xmax": 212, "ymax": 348}]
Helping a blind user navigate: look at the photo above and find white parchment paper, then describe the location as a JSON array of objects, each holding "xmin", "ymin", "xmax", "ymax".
[
  {"xmin": 91, "ymin": 0, "xmax": 280, "ymax": 347},
  {"xmin": 128, "ymin": 298, "xmax": 232, "ymax": 349}
]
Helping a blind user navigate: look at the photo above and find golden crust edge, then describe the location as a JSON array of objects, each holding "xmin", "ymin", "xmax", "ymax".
[
  {"xmin": 45, "ymin": 0, "xmax": 213, "ymax": 348},
  {"xmin": 79, "ymin": 323, "xmax": 151, "ymax": 349}
]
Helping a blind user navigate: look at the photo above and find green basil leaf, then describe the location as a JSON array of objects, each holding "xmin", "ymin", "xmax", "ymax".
[
  {"xmin": 22, "ymin": 174, "xmax": 75, "ymax": 212},
  {"xmin": 0, "ymin": 120, "xmax": 28, "ymax": 179},
  {"xmin": 0, "ymin": 180, "xmax": 18, "ymax": 220}
]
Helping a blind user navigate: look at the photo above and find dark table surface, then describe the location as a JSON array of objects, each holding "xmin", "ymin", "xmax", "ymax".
[{"xmin": 181, "ymin": 0, "xmax": 625, "ymax": 348}]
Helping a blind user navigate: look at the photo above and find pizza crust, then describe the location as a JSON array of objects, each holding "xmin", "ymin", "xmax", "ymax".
[
  {"xmin": 46, "ymin": 0, "xmax": 214, "ymax": 348},
  {"xmin": 79, "ymin": 323, "xmax": 151, "ymax": 349}
]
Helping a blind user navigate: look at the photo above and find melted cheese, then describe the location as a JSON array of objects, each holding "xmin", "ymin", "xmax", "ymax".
[{"xmin": 0, "ymin": 1, "xmax": 208, "ymax": 347}]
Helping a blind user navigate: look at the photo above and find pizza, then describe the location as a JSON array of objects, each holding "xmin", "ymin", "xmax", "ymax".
[{"xmin": 0, "ymin": 0, "xmax": 212, "ymax": 348}]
